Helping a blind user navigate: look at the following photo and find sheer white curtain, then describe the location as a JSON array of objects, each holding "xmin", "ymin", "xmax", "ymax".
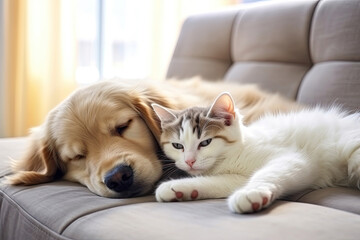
[
  {"xmin": 2, "ymin": 0, "xmax": 77, "ymax": 137},
  {"xmin": 76, "ymin": 0, "xmax": 238, "ymax": 84}
]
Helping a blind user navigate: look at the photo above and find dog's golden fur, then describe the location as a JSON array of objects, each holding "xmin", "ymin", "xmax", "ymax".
[{"xmin": 6, "ymin": 78, "xmax": 301, "ymax": 197}]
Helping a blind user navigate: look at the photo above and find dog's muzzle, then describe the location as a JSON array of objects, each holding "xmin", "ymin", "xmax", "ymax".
[{"xmin": 104, "ymin": 164, "xmax": 134, "ymax": 193}]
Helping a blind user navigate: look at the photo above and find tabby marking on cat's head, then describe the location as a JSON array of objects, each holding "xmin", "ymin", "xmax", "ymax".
[{"xmin": 152, "ymin": 92, "xmax": 243, "ymax": 176}]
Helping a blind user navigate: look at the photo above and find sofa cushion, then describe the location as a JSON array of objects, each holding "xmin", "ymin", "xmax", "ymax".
[
  {"xmin": 297, "ymin": 62, "xmax": 360, "ymax": 111},
  {"xmin": 283, "ymin": 187, "xmax": 360, "ymax": 215},
  {"xmin": 229, "ymin": 0, "xmax": 316, "ymax": 64},
  {"xmin": 310, "ymin": 0, "xmax": 360, "ymax": 63},
  {"xmin": 225, "ymin": 62, "xmax": 309, "ymax": 99},
  {"xmin": 62, "ymin": 200, "xmax": 360, "ymax": 240},
  {"xmin": 225, "ymin": 0, "xmax": 318, "ymax": 99},
  {"xmin": 166, "ymin": 10, "xmax": 238, "ymax": 80},
  {"xmin": 288, "ymin": 187, "xmax": 360, "ymax": 215},
  {"xmin": 296, "ymin": 0, "xmax": 360, "ymax": 112},
  {"xmin": 2, "ymin": 181, "xmax": 360, "ymax": 240},
  {"xmin": 0, "ymin": 181, "xmax": 155, "ymax": 240},
  {"xmin": 0, "ymin": 137, "xmax": 27, "ymax": 178}
]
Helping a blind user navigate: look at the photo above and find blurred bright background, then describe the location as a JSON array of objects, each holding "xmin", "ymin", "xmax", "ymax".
[{"xmin": 0, "ymin": 0, "xmax": 268, "ymax": 137}]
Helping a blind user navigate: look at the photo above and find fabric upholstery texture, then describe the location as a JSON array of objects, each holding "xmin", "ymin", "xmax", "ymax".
[
  {"xmin": 2, "ymin": 0, "xmax": 360, "ymax": 239},
  {"xmin": 166, "ymin": 10, "xmax": 238, "ymax": 80}
]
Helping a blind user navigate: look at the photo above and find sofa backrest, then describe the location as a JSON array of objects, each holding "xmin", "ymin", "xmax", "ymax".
[{"xmin": 166, "ymin": 0, "xmax": 360, "ymax": 112}]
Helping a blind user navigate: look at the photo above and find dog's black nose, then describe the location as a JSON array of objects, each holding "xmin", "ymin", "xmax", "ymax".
[{"xmin": 104, "ymin": 165, "xmax": 134, "ymax": 192}]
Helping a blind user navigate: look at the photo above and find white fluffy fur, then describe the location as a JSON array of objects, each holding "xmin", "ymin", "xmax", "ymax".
[{"xmin": 155, "ymin": 93, "xmax": 360, "ymax": 214}]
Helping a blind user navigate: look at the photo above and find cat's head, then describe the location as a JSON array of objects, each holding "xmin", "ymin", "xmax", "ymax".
[{"xmin": 152, "ymin": 92, "xmax": 243, "ymax": 176}]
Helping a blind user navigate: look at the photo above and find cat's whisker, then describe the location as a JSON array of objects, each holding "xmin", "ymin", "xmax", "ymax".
[
  {"xmin": 161, "ymin": 167, "xmax": 188, "ymax": 181},
  {"xmin": 162, "ymin": 164, "xmax": 177, "ymax": 170}
]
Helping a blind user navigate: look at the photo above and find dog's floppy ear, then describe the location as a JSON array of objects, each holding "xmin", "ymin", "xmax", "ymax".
[
  {"xmin": 131, "ymin": 95, "xmax": 162, "ymax": 144},
  {"xmin": 5, "ymin": 126, "xmax": 65, "ymax": 185}
]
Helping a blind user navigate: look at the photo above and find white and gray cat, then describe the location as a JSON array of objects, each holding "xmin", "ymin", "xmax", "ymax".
[{"xmin": 152, "ymin": 92, "xmax": 360, "ymax": 214}]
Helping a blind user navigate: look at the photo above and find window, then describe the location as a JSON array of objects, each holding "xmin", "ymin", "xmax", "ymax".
[
  {"xmin": 75, "ymin": 0, "xmax": 242, "ymax": 85},
  {"xmin": 76, "ymin": 0, "xmax": 100, "ymax": 84},
  {"xmin": 76, "ymin": 0, "xmax": 154, "ymax": 84}
]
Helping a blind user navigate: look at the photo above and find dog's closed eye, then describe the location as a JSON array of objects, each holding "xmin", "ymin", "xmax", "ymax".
[
  {"xmin": 114, "ymin": 119, "xmax": 132, "ymax": 136},
  {"xmin": 73, "ymin": 154, "xmax": 86, "ymax": 161}
]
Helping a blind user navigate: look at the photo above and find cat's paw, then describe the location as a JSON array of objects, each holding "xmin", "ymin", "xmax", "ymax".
[
  {"xmin": 228, "ymin": 187, "xmax": 273, "ymax": 214},
  {"xmin": 155, "ymin": 180, "xmax": 199, "ymax": 202}
]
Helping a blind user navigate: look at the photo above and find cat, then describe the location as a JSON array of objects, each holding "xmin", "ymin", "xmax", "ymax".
[{"xmin": 152, "ymin": 92, "xmax": 360, "ymax": 214}]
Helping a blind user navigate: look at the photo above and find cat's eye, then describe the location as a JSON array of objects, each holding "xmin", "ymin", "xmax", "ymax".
[
  {"xmin": 199, "ymin": 138, "xmax": 212, "ymax": 148},
  {"xmin": 114, "ymin": 119, "xmax": 132, "ymax": 136},
  {"xmin": 172, "ymin": 143, "xmax": 184, "ymax": 150}
]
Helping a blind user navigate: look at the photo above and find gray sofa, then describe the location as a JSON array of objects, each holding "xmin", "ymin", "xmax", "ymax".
[{"xmin": 1, "ymin": 0, "xmax": 360, "ymax": 239}]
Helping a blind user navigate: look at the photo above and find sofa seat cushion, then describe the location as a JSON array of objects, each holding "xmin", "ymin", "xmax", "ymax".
[
  {"xmin": 0, "ymin": 137, "xmax": 28, "ymax": 178},
  {"xmin": 286, "ymin": 187, "xmax": 360, "ymax": 215},
  {"xmin": 0, "ymin": 181, "xmax": 155, "ymax": 240},
  {"xmin": 2, "ymin": 181, "xmax": 360, "ymax": 240},
  {"xmin": 62, "ymin": 200, "xmax": 360, "ymax": 240}
]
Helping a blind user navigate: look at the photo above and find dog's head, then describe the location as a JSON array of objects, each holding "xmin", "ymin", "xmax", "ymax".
[{"xmin": 6, "ymin": 81, "xmax": 170, "ymax": 197}]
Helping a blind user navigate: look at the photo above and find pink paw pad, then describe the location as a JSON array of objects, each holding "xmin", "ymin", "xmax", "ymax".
[
  {"xmin": 175, "ymin": 191, "xmax": 184, "ymax": 199},
  {"xmin": 251, "ymin": 197, "xmax": 269, "ymax": 211},
  {"xmin": 191, "ymin": 190, "xmax": 198, "ymax": 200},
  {"xmin": 262, "ymin": 197, "xmax": 268, "ymax": 206},
  {"xmin": 252, "ymin": 203, "xmax": 260, "ymax": 211},
  {"xmin": 171, "ymin": 188, "xmax": 184, "ymax": 200}
]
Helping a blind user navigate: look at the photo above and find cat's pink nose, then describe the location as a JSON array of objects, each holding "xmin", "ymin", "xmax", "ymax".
[{"xmin": 185, "ymin": 158, "xmax": 196, "ymax": 167}]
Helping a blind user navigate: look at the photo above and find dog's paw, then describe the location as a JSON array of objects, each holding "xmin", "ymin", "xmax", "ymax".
[
  {"xmin": 155, "ymin": 180, "xmax": 199, "ymax": 202},
  {"xmin": 228, "ymin": 187, "xmax": 273, "ymax": 214}
]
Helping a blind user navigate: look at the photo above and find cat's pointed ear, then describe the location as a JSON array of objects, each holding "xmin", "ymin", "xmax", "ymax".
[
  {"xmin": 207, "ymin": 92, "xmax": 236, "ymax": 119},
  {"xmin": 152, "ymin": 104, "xmax": 177, "ymax": 123}
]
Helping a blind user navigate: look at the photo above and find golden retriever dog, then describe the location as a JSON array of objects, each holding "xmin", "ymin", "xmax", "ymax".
[{"xmin": 6, "ymin": 78, "xmax": 301, "ymax": 198}]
